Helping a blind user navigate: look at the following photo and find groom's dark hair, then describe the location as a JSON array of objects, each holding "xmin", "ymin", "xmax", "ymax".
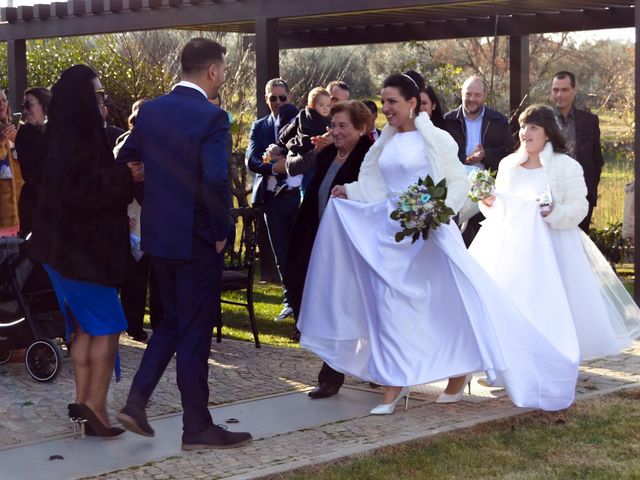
[{"xmin": 180, "ymin": 38, "xmax": 226, "ymax": 74}]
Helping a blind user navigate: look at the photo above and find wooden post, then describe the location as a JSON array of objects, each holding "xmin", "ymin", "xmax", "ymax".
[
  {"xmin": 634, "ymin": 1, "xmax": 640, "ymax": 303},
  {"xmin": 508, "ymin": 35, "xmax": 529, "ymax": 133},
  {"xmin": 254, "ymin": 17, "xmax": 280, "ymax": 282},
  {"xmin": 7, "ymin": 39, "xmax": 27, "ymax": 113}
]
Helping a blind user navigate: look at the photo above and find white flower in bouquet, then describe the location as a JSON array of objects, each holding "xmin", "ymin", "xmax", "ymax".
[{"xmin": 468, "ymin": 169, "xmax": 496, "ymax": 203}]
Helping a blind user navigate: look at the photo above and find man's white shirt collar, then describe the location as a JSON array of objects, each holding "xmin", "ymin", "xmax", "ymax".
[{"xmin": 173, "ymin": 81, "xmax": 208, "ymax": 100}]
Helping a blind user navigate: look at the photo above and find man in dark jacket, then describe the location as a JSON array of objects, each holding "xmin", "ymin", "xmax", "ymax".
[
  {"xmin": 551, "ymin": 71, "xmax": 604, "ymax": 233},
  {"xmin": 245, "ymin": 78, "xmax": 300, "ymax": 322},
  {"xmin": 444, "ymin": 75, "xmax": 514, "ymax": 245}
]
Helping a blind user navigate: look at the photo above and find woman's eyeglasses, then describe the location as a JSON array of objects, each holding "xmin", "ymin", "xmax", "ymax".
[
  {"xmin": 21, "ymin": 100, "xmax": 37, "ymax": 110},
  {"xmin": 268, "ymin": 95, "xmax": 287, "ymax": 102}
]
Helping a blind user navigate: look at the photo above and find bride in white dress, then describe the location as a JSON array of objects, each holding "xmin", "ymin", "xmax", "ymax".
[
  {"xmin": 297, "ymin": 75, "xmax": 580, "ymax": 413},
  {"xmin": 469, "ymin": 104, "xmax": 640, "ymax": 368}
]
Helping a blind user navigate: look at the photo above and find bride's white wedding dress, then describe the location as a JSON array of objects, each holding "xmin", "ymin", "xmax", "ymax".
[
  {"xmin": 469, "ymin": 165, "xmax": 640, "ymax": 361},
  {"xmin": 298, "ymin": 129, "xmax": 579, "ymax": 411}
]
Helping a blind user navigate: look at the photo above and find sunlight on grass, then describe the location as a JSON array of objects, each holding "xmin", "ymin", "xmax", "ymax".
[
  {"xmin": 273, "ymin": 389, "xmax": 640, "ymax": 480},
  {"xmin": 219, "ymin": 282, "xmax": 299, "ymax": 348}
]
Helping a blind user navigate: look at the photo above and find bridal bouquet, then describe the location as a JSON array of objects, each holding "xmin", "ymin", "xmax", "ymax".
[
  {"xmin": 390, "ymin": 176, "xmax": 455, "ymax": 243},
  {"xmin": 467, "ymin": 169, "xmax": 496, "ymax": 202}
]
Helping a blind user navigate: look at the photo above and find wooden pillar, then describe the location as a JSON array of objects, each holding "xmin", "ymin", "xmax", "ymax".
[
  {"xmin": 255, "ymin": 17, "xmax": 279, "ymax": 118},
  {"xmin": 254, "ymin": 17, "xmax": 280, "ymax": 283},
  {"xmin": 7, "ymin": 39, "xmax": 27, "ymax": 113},
  {"xmin": 508, "ymin": 35, "xmax": 529, "ymax": 133},
  {"xmin": 634, "ymin": 1, "xmax": 640, "ymax": 303}
]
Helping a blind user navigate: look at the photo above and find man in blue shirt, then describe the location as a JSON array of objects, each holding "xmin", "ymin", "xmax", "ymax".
[{"xmin": 444, "ymin": 75, "xmax": 514, "ymax": 245}]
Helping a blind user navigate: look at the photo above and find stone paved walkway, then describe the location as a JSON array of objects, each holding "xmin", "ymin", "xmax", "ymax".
[{"xmin": 1, "ymin": 336, "xmax": 639, "ymax": 479}]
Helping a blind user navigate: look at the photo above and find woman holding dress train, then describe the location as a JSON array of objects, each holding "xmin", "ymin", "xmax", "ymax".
[{"xmin": 298, "ymin": 75, "xmax": 581, "ymax": 414}]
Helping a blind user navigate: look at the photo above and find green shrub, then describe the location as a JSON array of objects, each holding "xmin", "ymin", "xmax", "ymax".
[{"xmin": 589, "ymin": 222, "xmax": 631, "ymax": 267}]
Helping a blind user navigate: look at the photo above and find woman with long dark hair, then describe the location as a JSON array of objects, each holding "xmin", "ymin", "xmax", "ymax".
[
  {"xmin": 419, "ymin": 85, "xmax": 447, "ymax": 130},
  {"xmin": 29, "ymin": 65, "xmax": 143, "ymax": 437},
  {"xmin": 298, "ymin": 75, "xmax": 581, "ymax": 415}
]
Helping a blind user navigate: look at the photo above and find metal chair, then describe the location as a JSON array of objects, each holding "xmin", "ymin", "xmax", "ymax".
[{"xmin": 218, "ymin": 207, "xmax": 260, "ymax": 348}]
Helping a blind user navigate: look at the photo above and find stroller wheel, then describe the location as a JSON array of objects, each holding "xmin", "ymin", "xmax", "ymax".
[
  {"xmin": 25, "ymin": 339, "xmax": 62, "ymax": 382},
  {"xmin": 0, "ymin": 340, "xmax": 11, "ymax": 364}
]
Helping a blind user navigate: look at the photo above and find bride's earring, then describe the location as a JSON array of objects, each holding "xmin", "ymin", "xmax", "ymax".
[{"xmin": 409, "ymin": 109, "xmax": 414, "ymax": 119}]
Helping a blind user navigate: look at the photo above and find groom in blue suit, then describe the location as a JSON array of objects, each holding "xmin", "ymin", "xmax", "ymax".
[{"xmin": 115, "ymin": 38, "xmax": 252, "ymax": 450}]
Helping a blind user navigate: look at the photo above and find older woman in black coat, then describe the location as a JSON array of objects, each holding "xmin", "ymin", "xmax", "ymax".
[{"xmin": 283, "ymin": 100, "xmax": 373, "ymax": 399}]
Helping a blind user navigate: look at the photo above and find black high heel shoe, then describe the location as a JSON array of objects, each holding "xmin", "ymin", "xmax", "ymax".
[{"xmin": 70, "ymin": 403, "xmax": 124, "ymax": 438}]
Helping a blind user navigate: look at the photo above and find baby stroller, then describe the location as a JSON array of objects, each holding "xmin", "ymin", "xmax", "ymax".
[{"xmin": 0, "ymin": 237, "xmax": 66, "ymax": 381}]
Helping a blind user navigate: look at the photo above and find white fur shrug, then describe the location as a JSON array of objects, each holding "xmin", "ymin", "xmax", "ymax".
[
  {"xmin": 485, "ymin": 142, "xmax": 589, "ymax": 230},
  {"xmin": 344, "ymin": 112, "xmax": 469, "ymax": 214}
]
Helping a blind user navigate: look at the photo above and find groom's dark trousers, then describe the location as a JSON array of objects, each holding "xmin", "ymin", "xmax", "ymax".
[
  {"xmin": 116, "ymin": 85, "xmax": 232, "ymax": 435},
  {"xmin": 127, "ymin": 241, "xmax": 223, "ymax": 432}
]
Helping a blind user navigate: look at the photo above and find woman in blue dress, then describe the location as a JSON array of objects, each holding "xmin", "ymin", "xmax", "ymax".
[{"xmin": 29, "ymin": 65, "xmax": 144, "ymax": 437}]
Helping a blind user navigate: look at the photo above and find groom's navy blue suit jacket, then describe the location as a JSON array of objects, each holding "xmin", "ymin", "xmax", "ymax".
[{"xmin": 117, "ymin": 86, "xmax": 232, "ymax": 259}]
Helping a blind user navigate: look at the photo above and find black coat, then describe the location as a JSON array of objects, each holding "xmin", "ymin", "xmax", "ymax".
[
  {"xmin": 284, "ymin": 135, "xmax": 372, "ymax": 318},
  {"xmin": 29, "ymin": 129, "xmax": 133, "ymax": 287},
  {"xmin": 443, "ymin": 105, "xmax": 514, "ymax": 170},
  {"xmin": 279, "ymin": 106, "xmax": 331, "ymax": 156},
  {"xmin": 573, "ymin": 108, "xmax": 604, "ymax": 207},
  {"xmin": 15, "ymin": 123, "xmax": 47, "ymax": 236}
]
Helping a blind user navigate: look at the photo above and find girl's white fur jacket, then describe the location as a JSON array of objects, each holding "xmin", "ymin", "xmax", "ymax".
[
  {"xmin": 486, "ymin": 141, "xmax": 589, "ymax": 230},
  {"xmin": 344, "ymin": 112, "xmax": 469, "ymax": 214}
]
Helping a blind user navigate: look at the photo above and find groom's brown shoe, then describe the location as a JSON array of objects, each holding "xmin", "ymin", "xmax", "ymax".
[{"xmin": 308, "ymin": 383, "xmax": 340, "ymax": 399}]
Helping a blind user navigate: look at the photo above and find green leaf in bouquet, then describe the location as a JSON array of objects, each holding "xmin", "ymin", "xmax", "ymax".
[
  {"xmin": 412, "ymin": 230, "xmax": 420, "ymax": 243},
  {"xmin": 432, "ymin": 186, "xmax": 446, "ymax": 198},
  {"xmin": 395, "ymin": 232, "xmax": 405, "ymax": 242}
]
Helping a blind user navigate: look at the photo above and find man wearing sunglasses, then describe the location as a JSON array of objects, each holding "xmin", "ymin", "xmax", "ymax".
[{"xmin": 246, "ymin": 78, "xmax": 301, "ymax": 322}]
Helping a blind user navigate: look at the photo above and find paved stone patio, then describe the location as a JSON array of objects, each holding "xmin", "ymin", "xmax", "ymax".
[{"xmin": 1, "ymin": 336, "xmax": 639, "ymax": 479}]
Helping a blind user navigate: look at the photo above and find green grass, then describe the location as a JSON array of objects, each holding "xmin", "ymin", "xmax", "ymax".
[
  {"xmin": 219, "ymin": 281, "xmax": 299, "ymax": 347},
  {"xmin": 592, "ymin": 114, "xmax": 634, "ymax": 230},
  {"xmin": 270, "ymin": 389, "xmax": 640, "ymax": 480},
  {"xmin": 143, "ymin": 277, "xmax": 298, "ymax": 348}
]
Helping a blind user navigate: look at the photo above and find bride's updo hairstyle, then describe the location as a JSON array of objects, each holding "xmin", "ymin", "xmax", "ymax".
[
  {"xmin": 383, "ymin": 73, "xmax": 421, "ymax": 116},
  {"xmin": 518, "ymin": 104, "xmax": 568, "ymax": 154}
]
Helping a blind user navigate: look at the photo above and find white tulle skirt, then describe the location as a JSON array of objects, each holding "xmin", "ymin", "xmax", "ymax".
[
  {"xmin": 469, "ymin": 193, "xmax": 640, "ymax": 361},
  {"xmin": 298, "ymin": 197, "xmax": 581, "ymax": 411}
]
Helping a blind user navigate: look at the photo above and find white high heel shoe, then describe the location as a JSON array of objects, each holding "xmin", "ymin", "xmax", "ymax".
[
  {"xmin": 436, "ymin": 374, "xmax": 472, "ymax": 404},
  {"xmin": 369, "ymin": 387, "xmax": 410, "ymax": 415}
]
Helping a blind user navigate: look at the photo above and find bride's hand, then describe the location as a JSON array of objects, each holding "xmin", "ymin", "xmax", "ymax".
[
  {"xmin": 331, "ymin": 185, "xmax": 348, "ymax": 199},
  {"xmin": 481, "ymin": 195, "xmax": 495, "ymax": 207}
]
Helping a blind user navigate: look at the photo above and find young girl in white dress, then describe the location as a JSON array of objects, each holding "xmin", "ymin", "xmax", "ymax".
[
  {"xmin": 297, "ymin": 76, "xmax": 583, "ymax": 414},
  {"xmin": 469, "ymin": 104, "xmax": 640, "ymax": 369}
]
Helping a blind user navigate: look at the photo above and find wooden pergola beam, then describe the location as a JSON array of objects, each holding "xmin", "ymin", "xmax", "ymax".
[{"xmin": 278, "ymin": 7, "xmax": 632, "ymax": 49}]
